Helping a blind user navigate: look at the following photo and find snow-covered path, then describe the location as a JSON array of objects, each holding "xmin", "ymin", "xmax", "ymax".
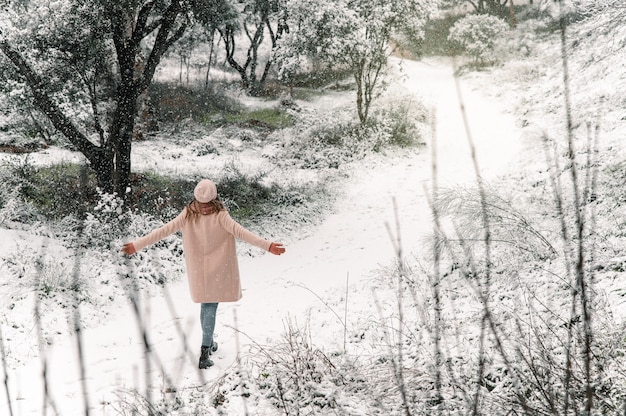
[{"xmin": 1, "ymin": 57, "xmax": 523, "ymax": 415}]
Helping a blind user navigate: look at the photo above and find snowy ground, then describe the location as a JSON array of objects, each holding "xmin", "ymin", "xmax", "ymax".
[{"xmin": 0, "ymin": 55, "xmax": 527, "ymax": 415}]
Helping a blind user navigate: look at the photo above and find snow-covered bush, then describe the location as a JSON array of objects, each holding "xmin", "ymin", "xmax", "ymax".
[
  {"xmin": 3, "ymin": 244, "xmax": 89, "ymax": 302},
  {"xmin": 370, "ymin": 98, "xmax": 429, "ymax": 149},
  {"xmin": 271, "ymin": 102, "xmax": 426, "ymax": 170},
  {"xmin": 251, "ymin": 319, "xmax": 344, "ymax": 413},
  {"xmin": 536, "ymin": 0, "xmax": 619, "ymax": 21},
  {"xmin": 448, "ymin": 14, "xmax": 510, "ymax": 64},
  {"xmin": 109, "ymin": 387, "xmax": 211, "ymax": 415},
  {"xmin": 0, "ymin": 189, "xmax": 39, "ymax": 226},
  {"xmin": 81, "ymin": 189, "xmax": 129, "ymax": 249},
  {"xmin": 271, "ymin": 121, "xmax": 361, "ymax": 169},
  {"xmin": 0, "ymin": 156, "xmax": 43, "ymax": 224},
  {"xmin": 1, "ymin": 159, "xmax": 99, "ymax": 221},
  {"xmin": 192, "ymin": 136, "xmax": 220, "ymax": 156},
  {"xmin": 433, "ymin": 184, "xmax": 558, "ymax": 261},
  {"xmin": 217, "ymin": 162, "xmax": 314, "ymax": 222},
  {"xmin": 111, "ymin": 210, "xmax": 185, "ymax": 286},
  {"xmin": 207, "ymin": 318, "xmax": 380, "ymax": 414}
]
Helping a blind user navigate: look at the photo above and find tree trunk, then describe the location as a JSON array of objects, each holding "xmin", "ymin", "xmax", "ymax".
[
  {"xmin": 219, "ymin": 18, "xmax": 271, "ymax": 96},
  {"xmin": 354, "ymin": 62, "xmax": 366, "ymax": 124},
  {"xmin": 509, "ymin": 0, "xmax": 516, "ymax": 28},
  {"xmin": 220, "ymin": 27, "xmax": 251, "ymax": 91},
  {"xmin": 246, "ymin": 18, "xmax": 267, "ymax": 95},
  {"xmin": 205, "ymin": 30, "xmax": 215, "ymax": 88},
  {"xmin": 91, "ymin": 148, "xmax": 115, "ymax": 193},
  {"xmin": 110, "ymin": 91, "xmax": 137, "ymax": 198},
  {"xmin": 257, "ymin": 15, "xmax": 287, "ymax": 94}
]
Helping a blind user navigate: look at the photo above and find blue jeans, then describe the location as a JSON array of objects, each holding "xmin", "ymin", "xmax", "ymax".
[{"xmin": 200, "ymin": 303, "xmax": 219, "ymax": 347}]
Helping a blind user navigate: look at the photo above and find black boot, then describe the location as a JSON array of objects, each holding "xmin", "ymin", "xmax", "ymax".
[
  {"xmin": 210, "ymin": 341, "xmax": 218, "ymax": 354},
  {"xmin": 199, "ymin": 346, "xmax": 214, "ymax": 369}
]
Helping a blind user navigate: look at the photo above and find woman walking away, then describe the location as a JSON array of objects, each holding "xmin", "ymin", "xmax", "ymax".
[{"xmin": 121, "ymin": 179, "xmax": 286, "ymax": 369}]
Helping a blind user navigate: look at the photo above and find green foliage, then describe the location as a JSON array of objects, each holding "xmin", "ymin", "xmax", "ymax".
[
  {"xmin": 1, "ymin": 0, "xmax": 193, "ymax": 196},
  {"xmin": 448, "ymin": 14, "xmax": 510, "ymax": 64},
  {"xmin": 404, "ymin": 14, "xmax": 466, "ymax": 57},
  {"xmin": 2, "ymin": 0, "xmax": 116, "ymax": 128},
  {"xmin": 217, "ymin": 162, "xmax": 312, "ymax": 220},
  {"xmin": 126, "ymin": 173, "xmax": 194, "ymax": 221},
  {"xmin": 272, "ymin": 101, "xmax": 426, "ymax": 169},
  {"xmin": 288, "ymin": 67, "xmax": 354, "ymax": 90},
  {"xmin": 148, "ymin": 82, "xmax": 243, "ymax": 123},
  {"xmin": 217, "ymin": 165, "xmax": 275, "ymax": 218},
  {"xmin": 221, "ymin": 108, "xmax": 295, "ymax": 129},
  {"xmin": 149, "ymin": 82, "xmax": 293, "ymax": 129},
  {"xmin": 0, "ymin": 154, "xmax": 316, "ymax": 228},
  {"xmin": 274, "ymin": 0, "xmax": 434, "ymax": 123},
  {"xmin": 1, "ymin": 158, "xmax": 96, "ymax": 221}
]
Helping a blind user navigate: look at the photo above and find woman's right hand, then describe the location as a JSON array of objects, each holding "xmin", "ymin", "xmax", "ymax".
[
  {"xmin": 269, "ymin": 242, "xmax": 285, "ymax": 255},
  {"xmin": 121, "ymin": 242, "xmax": 136, "ymax": 256}
]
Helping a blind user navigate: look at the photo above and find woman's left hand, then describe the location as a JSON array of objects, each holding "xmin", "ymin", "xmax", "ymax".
[
  {"xmin": 121, "ymin": 242, "xmax": 136, "ymax": 256},
  {"xmin": 269, "ymin": 242, "xmax": 286, "ymax": 255}
]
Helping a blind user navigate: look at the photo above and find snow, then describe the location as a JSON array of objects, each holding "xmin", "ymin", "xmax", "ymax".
[
  {"xmin": 0, "ymin": 55, "xmax": 525, "ymax": 415},
  {"xmin": 2, "ymin": 9, "xmax": 626, "ymax": 412}
]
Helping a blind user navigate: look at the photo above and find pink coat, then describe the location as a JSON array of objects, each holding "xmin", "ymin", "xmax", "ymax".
[{"xmin": 132, "ymin": 208, "xmax": 272, "ymax": 303}]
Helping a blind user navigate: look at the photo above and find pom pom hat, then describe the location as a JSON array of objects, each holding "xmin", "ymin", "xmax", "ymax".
[{"xmin": 194, "ymin": 179, "xmax": 218, "ymax": 203}]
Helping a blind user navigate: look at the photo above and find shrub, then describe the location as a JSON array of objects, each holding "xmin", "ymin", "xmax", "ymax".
[
  {"xmin": 223, "ymin": 318, "xmax": 391, "ymax": 415},
  {"xmin": 251, "ymin": 319, "xmax": 344, "ymax": 413},
  {"xmin": 433, "ymin": 184, "xmax": 557, "ymax": 262},
  {"xmin": 82, "ymin": 190, "xmax": 132, "ymax": 249},
  {"xmin": 0, "ymin": 159, "xmax": 40, "ymax": 225},
  {"xmin": 271, "ymin": 102, "xmax": 426, "ymax": 169},
  {"xmin": 271, "ymin": 118, "xmax": 368, "ymax": 169},
  {"xmin": 3, "ymin": 246, "xmax": 88, "ymax": 302},
  {"xmin": 406, "ymin": 14, "xmax": 465, "ymax": 57},
  {"xmin": 0, "ymin": 155, "xmax": 321, "ymax": 242},
  {"xmin": 147, "ymin": 82, "xmax": 243, "ymax": 123},
  {"xmin": 217, "ymin": 162, "xmax": 313, "ymax": 221},
  {"xmin": 0, "ymin": 159, "xmax": 185, "ymax": 223},
  {"xmin": 217, "ymin": 164, "xmax": 275, "ymax": 218},
  {"xmin": 288, "ymin": 66, "xmax": 354, "ymax": 90},
  {"xmin": 370, "ymin": 99, "xmax": 429, "ymax": 149},
  {"xmin": 448, "ymin": 14, "xmax": 510, "ymax": 64},
  {"xmin": 126, "ymin": 173, "xmax": 195, "ymax": 222},
  {"xmin": 221, "ymin": 108, "xmax": 295, "ymax": 130},
  {"xmin": 0, "ymin": 157, "xmax": 93, "ymax": 222},
  {"xmin": 191, "ymin": 137, "xmax": 220, "ymax": 156}
]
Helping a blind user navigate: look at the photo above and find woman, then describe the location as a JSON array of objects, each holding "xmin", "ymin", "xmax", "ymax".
[{"xmin": 121, "ymin": 179, "xmax": 286, "ymax": 369}]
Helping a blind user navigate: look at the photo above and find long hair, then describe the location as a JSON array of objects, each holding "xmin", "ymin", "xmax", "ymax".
[{"xmin": 185, "ymin": 197, "xmax": 226, "ymax": 221}]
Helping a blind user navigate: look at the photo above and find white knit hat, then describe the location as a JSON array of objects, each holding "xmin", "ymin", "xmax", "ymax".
[{"xmin": 194, "ymin": 179, "xmax": 217, "ymax": 203}]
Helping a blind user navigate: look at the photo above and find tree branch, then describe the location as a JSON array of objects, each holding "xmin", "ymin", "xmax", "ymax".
[
  {"xmin": 138, "ymin": 0, "xmax": 188, "ymax": 93},
  {"xmin": 132, "ymin": 0, "xmax": 156, "ymax": 47},
  {"xmin": 0, "ymin": 40, "xmax": 100, "ymax": 160}
]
